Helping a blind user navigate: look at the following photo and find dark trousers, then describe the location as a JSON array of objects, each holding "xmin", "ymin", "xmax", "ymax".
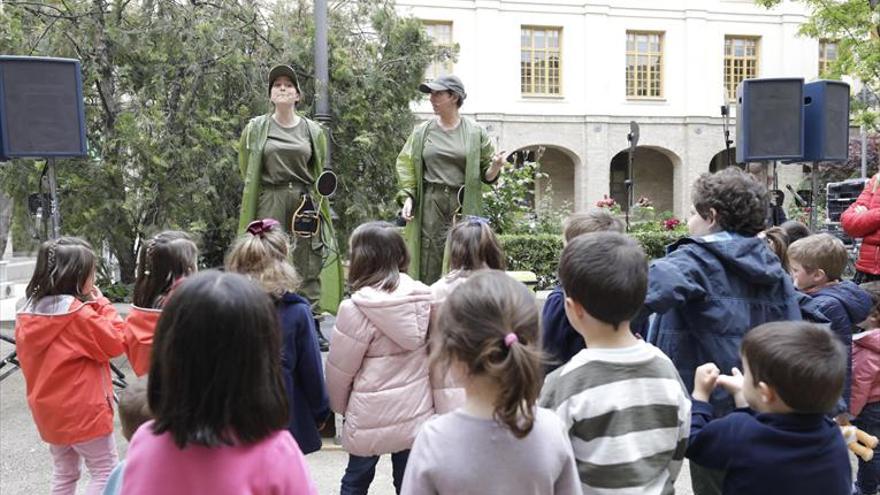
[
  {"xmin": 340, "ymin": 450, "xmax": 410, "ymax": 495},
  {"xmin": 690, "ymin": 462, "xmax": 725, "ymax": 495},
  {"xmin": 854, "ymin": 270, "xmax": 880, "ymax": 285},
  {"xmin": 855, "ymin": 402, "xmax": 880, "ymax": 495}
]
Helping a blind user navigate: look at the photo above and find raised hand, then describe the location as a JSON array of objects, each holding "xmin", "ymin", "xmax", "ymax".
[
  {"xmin": 692, "ymin": 362, "xmax": 721, "ymax": 402},
  {"xmin": 716, "ymin": 367, "xmax": 748, "ymax": 408}
]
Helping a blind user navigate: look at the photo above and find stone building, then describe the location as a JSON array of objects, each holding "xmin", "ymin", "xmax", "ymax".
[{"xmin": 396, "ymin": 0, "xmax": 837, "ymax": 217}]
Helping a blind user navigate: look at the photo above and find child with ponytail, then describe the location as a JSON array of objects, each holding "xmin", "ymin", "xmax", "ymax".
[
  {"xmin": 401, "ymin": 270, "xmax": 581, "ymax": 495},
  {"xmin": 15, "ymin": 237, "xmax": 126, "ymax": 494},
  {"xmin": 125, "ymin": 231, "xmax": 198, "ymax": 376},
  {"xmin": 226, "ymin": 218, "xmax": 330, "ymax": 455}
]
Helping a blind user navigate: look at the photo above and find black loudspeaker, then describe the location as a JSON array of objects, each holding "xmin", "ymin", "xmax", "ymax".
[
  {"xmin": 0, "ymin": 56, "xmax": 87, "ymax": 160},
  {"xmin": 736, "ymin": 78, "xmax": 804, "ymax": 163},
  {"xmin": 803, "ymin": 80, "xmax": 850, "ymax": 162},
  {"xmin": 826, "ymin": 178, "xmax": 867, "ymax": 223}
]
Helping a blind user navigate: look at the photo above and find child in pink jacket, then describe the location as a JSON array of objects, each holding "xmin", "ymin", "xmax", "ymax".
[
  {"xmin": 853, "ymin": 282, "xmax": 880, "ymax": 495},
  {"xmin": 326, "ymin": 221, "xmax": 434, "ymax": 495}
]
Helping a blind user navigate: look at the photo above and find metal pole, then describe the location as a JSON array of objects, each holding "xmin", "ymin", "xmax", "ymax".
[
  {"xmin": 313, "ymin": 0, "xmax": 332, "ymax": 170},
  {"xmin": 46, "ymin": 158, "xmax": 61, "ymax": 239},
  {"xmin": 862, "ymin": 87, "xmax": 870, "ymax": 179},
  {"xmin": 810, "ymin": 161, "xmax": 818, "ymax": 231},
  {"xmin": 625, "ymin": 151, "xmax": 633, "ymax": 232}
]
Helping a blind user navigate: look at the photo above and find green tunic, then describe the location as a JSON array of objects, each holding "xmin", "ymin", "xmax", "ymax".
[
  {"xmin": 423, "ymin": 121, "xmax": 466, "ymax": 186},
  {"xmin": 395, "ymin": 117, "xmax": 498, "ymax": 283},
  {"xmin": 238, "ymin": 114, "xmax": 343, "ymax": 315},
  {"xmin": 262, "ymin": 119, "xmax": 314, "ymax": 185}
]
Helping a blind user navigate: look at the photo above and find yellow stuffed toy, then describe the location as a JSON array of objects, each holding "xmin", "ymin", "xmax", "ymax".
[{"xmin": 841, "ymin": 425, "xmax": 879, "ymax": 462}]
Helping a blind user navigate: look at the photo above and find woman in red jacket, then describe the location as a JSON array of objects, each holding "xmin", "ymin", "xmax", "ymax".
[{"xmin": 842, "ymin": 175, "xmax": 880, "ymax": 283}]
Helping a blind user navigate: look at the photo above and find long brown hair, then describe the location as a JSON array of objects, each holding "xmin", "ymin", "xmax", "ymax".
[
  {"xmin": 133, "ymin": 231, "xmax": 198, "ymax": 308},
  {"xmin": 759, "ymin": 226, "xmax": 790, "ymax": 271},
  {"xmin": 447, "ymin": 218, "xmax": 505, "ymax": 274},
  {"xmin": 348, "ymin": 221, "xmax": 409, "ymax": 292},
  {"xmin": 26, "ymin": 237, "xmax": 97, "ymax": 302},
  {"xmin": 149, "ymin": 271, "xmax": 288, "ymax": 448},
  {"xmin": 434, "ymin": 270, "xmax": 543, "ymax": 437}
]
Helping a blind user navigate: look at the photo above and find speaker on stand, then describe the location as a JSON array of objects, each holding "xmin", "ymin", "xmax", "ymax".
[
  {"xmin": 0, "ymin": 56, "xmax": 88, "ymax": 239},
  {"xmin": 803, "ymin": 80, "xmax": 851, "ymax": 230},
  {"xmin": 734, "ymin": 77, "xmax": 850, "ymax": 230},
  {"xmin": 736, "ymin": 78, "xmax": 805, "ymax": 164}
]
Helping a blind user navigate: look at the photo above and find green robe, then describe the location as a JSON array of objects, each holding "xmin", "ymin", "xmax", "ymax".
[
  {"xmin": 395, "ymin": 117, "xmax": 497, "ymax": 281},
  {"xmin": 238, "ymin": 114, "xmax": 344, "ymax": 314}
]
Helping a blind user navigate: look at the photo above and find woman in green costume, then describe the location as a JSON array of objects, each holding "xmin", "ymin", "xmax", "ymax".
[
  {"xmin": 237, "ymin": 64, "xmax": 343, "ymax": 323},
  {"xmin": 396, "ymin": 75, "xmax": 505, "ymax": 284}
]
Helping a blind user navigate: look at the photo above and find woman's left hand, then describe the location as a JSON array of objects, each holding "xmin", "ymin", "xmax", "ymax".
[{"xmin": 487, "ymin": 150, "xmax": 506, "ymax": 178}]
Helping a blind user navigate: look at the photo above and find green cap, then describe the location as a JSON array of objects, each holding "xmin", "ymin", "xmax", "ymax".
[{"xmin": 268, "ymin": 64, "xmax": 301, "ymax": 96}]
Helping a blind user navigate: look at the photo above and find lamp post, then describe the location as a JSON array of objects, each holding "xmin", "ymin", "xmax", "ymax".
[{"xmin": 314, "ymin": 0, "xmax": 332, "ymax": 169}]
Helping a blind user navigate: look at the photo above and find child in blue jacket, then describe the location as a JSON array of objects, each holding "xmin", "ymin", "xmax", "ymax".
[
  {"xmin": 688, "ymin": 322, "xmax": 851, "ymax": 495},
  {"xmin": 631, "ymin": 168, "xmax": 822, "ymax": 495},
  {"xmin": 542, "ymin": 209, "xmax": 623, "ymax": 373},
  {"xmin": 788, "ymin": 233, "xmax": 872, "ymax": 412}
]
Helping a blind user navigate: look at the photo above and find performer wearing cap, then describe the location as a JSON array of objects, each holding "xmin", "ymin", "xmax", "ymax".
[
  {"xmin": 395, "ymin": 75, "xmax": 506, "ymax": 284},
  {"xmin": 237, "ymin": 64, "xmax": 343, "ymax": 320}
]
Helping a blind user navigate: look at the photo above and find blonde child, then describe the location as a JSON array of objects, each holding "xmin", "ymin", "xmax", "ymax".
[
  {"xmin": 102, "ymin": 376, "xmax": 152, "ymax": 495},
  {"xmin": 226, "ymin": 218, "xmax": 330, "ymax": 455},
  {"xmin": 788, "ymin": 233, "xmax": 872, "ymax": 411}
]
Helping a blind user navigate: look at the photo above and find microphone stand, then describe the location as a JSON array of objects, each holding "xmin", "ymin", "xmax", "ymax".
[
  {"xmin": 626, "ymin": 121, "xmax": 640, "ymax": 232},
  {"xmin": 721, "ymin": 104, "xmax": 733, "ymax": 168}
]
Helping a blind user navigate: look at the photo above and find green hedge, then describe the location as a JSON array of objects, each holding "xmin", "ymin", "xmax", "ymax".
[{"xmin": 499, "ymin": 230, "xmax": 685, "ymax": 290}]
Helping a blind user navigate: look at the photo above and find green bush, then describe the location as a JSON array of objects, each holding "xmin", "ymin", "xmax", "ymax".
[
  {"xmin": 499, "ymin": 234, "xmax": 563, "ymax": 290},
  {"xmin": 630, "ymin": 230, "xmax": 686, "ymax": 259},
  {"xmin": 100, "ymin": 282, "xmax": 134, "ymax": 304},
  {"xmin": 499, "ymin": 230, "xmax": 685, "ymax": 290}
]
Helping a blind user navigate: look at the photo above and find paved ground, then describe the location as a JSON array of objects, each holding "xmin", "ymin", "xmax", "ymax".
[
  {"xmin": 0, "ymin": 329, "xmax": 858, "ymax": 495},
  {"xmin": 0, "ymin": 333, "xmax": 690, "ymax": 495}
]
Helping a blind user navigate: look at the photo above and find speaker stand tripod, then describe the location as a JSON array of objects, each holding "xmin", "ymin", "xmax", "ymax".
[
  {"xmin": 45, "ymin": 157, "xmax": 61, "ymax": 239},
  {"xmin": 809, "ymin": 161, "xmax": 819, "ymax": 231}
]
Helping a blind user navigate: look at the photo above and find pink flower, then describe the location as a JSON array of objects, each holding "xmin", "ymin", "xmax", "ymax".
[
  {"xmin": 596, "ymin": 195, "xmax": 618, "ymax": 209},
  {"xmin": 662, "ymin": 218, "xmax": 681, "ymax": 231}
]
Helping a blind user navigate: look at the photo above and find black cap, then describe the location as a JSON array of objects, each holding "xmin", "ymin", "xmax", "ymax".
[{"xmin": 268, "ymin": 64, "xmax": 301, "ymax": 96}]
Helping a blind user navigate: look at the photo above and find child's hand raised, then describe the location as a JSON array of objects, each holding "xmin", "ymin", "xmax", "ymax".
[
  {"xmin": 716, "ymin": 367, "xmax": 748, "ymax": 408},
  {"xmin": 692, "ymin": 363, "xmax": 721, "ymax": 402}
]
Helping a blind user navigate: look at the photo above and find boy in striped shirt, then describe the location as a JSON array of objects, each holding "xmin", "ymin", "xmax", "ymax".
[{"xmin": 540, "ymin": 232, "xmax": 691, "ymax": 495}]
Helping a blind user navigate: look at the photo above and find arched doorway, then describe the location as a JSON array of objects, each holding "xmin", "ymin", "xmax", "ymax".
[
  {"xmin": 709, "ymin": 147, "xmax": 741, "ymax": 173},
  {"xmin": 609, "ymin": 147, "xmax": 676, "ymax": 213},
  {"xmin": 509, "ymin": 145, "xmax": 577, "ymax": 213},
  {"xmin": 535, "ymin": 147, "xmax": 576, "ymax": 212}
]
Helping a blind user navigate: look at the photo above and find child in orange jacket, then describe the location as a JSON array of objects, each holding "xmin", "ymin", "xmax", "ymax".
[
  {"xmin": 124, "ymin": 231, "xmax": 197, "ymax": 376},
  {"xmin": 15, "ymin": 237, "xmax": 126, "ymax": 495}
]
